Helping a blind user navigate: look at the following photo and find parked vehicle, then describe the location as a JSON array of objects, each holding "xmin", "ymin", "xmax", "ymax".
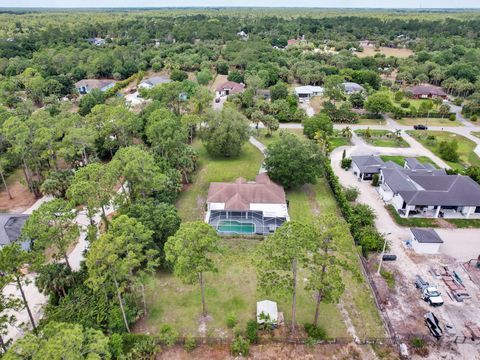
[
  {"xmin": 382, "ymin": 254, "xmax": 397, "ymax": 261},
  {"xmin": 415, "ymin": 275, "xmax": 429, "ymax": 289},
  {"xmin": 215, "ymin": 97, "xmax": 221, "ymax": 103},
  {"xmin": 422, "ymin": 286, "xmax": 444, "ymax": 306},
  {"xmin": 414, "ymin": 124, "xmax": 428, "ymax": 130},
  {"xmin": 424, "ymin": 312, "xmax": 443, "ymax": 339}
]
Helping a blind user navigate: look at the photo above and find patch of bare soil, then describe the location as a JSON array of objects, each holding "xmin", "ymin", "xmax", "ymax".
[
  {"xmin": 198, "ymin": 315, "xmax": 212, "ymax": 336},
  {"xmin": 156, "ymin": 343, "xmax": 377, "ymax": 360},
  {"xmin": 436, "ymin": 218, "xmax": 456, "ymax": 229},
  {"xmin": 303, "ymin": 184, "xmax": 320, "ymax": 216},
  {"xmin": 0, "ymin": 179, "xmax": 36, "ymax": 213},
  {"xmin": 355, "ymin": 47, "xmax": 413, "ymax": 58},
  {"xmin": 210, "ymin": 75, "xmax": 228, "ymax": 92}
]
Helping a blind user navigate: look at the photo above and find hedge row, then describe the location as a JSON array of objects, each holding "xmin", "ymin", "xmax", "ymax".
[
  {"xmin": 323, "ymin": 159, "xmax": 383, "ymax": 255},
  {"xmin": 104, "ymin": 71, "xmax": 145, "ymax": 98}
]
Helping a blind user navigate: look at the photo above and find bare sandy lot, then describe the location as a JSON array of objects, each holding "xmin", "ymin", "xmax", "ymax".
[{"xmin": 355, "ymin": 47, "xmax": 414, "ymax": 58}]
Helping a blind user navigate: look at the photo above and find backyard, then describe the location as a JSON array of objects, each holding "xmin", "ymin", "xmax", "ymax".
[
  {"xmin": 406, "ymin": 130, "xmax": 480, "ymax": 169},
  {"xmin": 147, "ymin": 136, "xmax": 386, "ymax": 340},
  {"xmin": 355, "ymin": 129, "xmax": 409, "ymax": 147},
  {"xmin": 380, "ymin": 155, "xmax": 438, "ymax": 168}
]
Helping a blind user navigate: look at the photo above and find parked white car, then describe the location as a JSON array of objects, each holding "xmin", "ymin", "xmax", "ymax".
[{"xmin": 422, "ymin": 286, "xmax": 444, "ymax": 306}]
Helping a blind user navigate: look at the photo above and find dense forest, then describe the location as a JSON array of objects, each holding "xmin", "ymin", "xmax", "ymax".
[{"xmin": 0, "ymin": 8, "xmax": 479, "ymax": 359}]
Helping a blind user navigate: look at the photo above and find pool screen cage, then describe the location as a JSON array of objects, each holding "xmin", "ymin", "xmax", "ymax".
[{"xmin": 208, "ymin": 210, "xmax": 286, "ymax": 235}]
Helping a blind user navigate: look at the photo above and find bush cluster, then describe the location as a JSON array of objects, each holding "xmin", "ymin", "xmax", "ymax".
[{"xmin": 304, "ymin": 323, "xmax": 327, "ymax": 340}]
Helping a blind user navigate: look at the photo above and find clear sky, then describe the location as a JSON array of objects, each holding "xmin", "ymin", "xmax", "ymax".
[{"xmin": 1, "ymin": 0, "xmax": 479, "ymax": 9}]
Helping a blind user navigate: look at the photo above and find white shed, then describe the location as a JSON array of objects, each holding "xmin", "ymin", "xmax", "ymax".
[
  {"xmin": 410, "ymin": 228, "xmax": 443, "ymax": 254},
  {"xmin": 256, "ymin": 300, "xmax": 278, "ymax": 325}
]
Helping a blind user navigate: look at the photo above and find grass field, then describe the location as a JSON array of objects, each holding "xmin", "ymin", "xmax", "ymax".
[
  {"xmin": 395, "ymin": 117, "xmax": 462, "ymax": 127},
  {"xmin": 406, "ymin": 130, "xmax": 480, "ymax": 170},
  {"xmin": 380, "ymin": 155, "xmax": 438, "ymax": 168},
  {"xmin": 472, "ymin": 132, "xmax": 480, "ymax": 140},
  {"xmin": 150, "ymin": 136, "xmax": 385, "ymax": 339},
  {"xmin": 253, "ymin": 128, "xmax": 304, "ymax": 147},
  {"xmin": 355, "ymin": 129, "xmax": 409, "ymax": 148},
  {"xmin": 356, "ymin": 118, "xmax": 386, "ymax": 125}
]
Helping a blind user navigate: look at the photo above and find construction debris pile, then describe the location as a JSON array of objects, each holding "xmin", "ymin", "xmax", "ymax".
[{"xmin": 430, "ymin": 266, "xmax": 470, "ymax": 302}]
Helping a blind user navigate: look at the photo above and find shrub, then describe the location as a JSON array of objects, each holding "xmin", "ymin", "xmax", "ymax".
[
  {"xmin": 170, "ymin": 69, "xmax": 188, "ymax": 82},
  {"xmin": 304, "ymin": 323, "xmax": 327, "ymax": 340},
  {"xmin": 380, "ymin": 268, "xmax": 395, "ymax": 289},
  {"xmin": 184, "ymin": 336, "xmax": 197, "ymax": 352},
  {"xmin": 449, "ymin": 113, "xmax": 456, "ymax": 121},
  {"xmin": 121, "ymin": 334, "xmax": 159, "ymax": 359},
  {"xmin": 216, "ymin": 61, "xmax": 229, "ymax": 75},
  {"xmin": 158, "ymin": 324, "xmax": 178, "ymax": 347},
  {"xmin": 371, "ymin": 174, "xmax": 380, "ymax": 187},
  {"xmin": 341, "ymin": 158, "xmax": 352, "ymax": 170},
  {"xmin": 226, "ymin": 312, "xmax": 238, "ymax": 328},
  {"xmin": 231, "ymin": 336, "xmax": 249, "ymax": 356},
  {"xmin": 246, "ymin": 320, "xmax": 259, "ymax": 344},
  {"xmin": 400, "ymin": 100, "xmax": 410, "ymax": 109},
  {"xmin": 439, "ymin": 140, "xmax": 459, "ymax": 162},
  {"xmin": 357, "ymin": 226, "xmax": 386, "ymax": 255},
  {"xmin": 394, "ymin": 91, "xmax": 404, "ymax": 102},
  {"xmin": 471, "ymin": 115, "xmax": 478, "ymax": 122},
  {"xmin": 350, "ymin": 203, "xmax": 376, "ymax": 229},
  {"xmin": 344, "ymin": 186, "xmax": 359, "ymax": 202},
  {"xmin": 453, "ymin": 97, "xmax": 463, "ymax": 106},
  {"xmin": 411, "ymin": 337, "xmax": 425, "ymax": 348},
  {"xmin": 227, "ymin": 70, "xmax": 244, "ymax": 83}
]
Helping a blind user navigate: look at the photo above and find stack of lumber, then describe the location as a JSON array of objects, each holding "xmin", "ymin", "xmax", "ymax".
[
  {"xmin": 441, "ymin": 267, "xmax": 470, "ymax": 302},
  {"xmin": 464, "ymin": 321, "xmax": 480, "ymax": 339}
]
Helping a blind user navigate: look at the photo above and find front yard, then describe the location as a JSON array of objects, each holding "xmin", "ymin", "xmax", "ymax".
[
  {"xmin": 380, "ymin": 155, "xmax": 438, "ymax": 168},
  {"xmin": 406, "ymin": 130, "xmax": 480, "ymax": 170},
  {"xmin": 395, "ymin": 117, "xmax": 462, "ymax": 127},
  {"xmin": 355, "ymin": 129, "xmax": 409, "ymax": 148}
]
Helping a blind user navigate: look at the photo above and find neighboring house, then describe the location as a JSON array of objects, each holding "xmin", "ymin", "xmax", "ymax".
[
  {"xmin": 342, "ymin": 82, "xmax": 365, "ymax": 94},
  {"xmin": 294, "ymin": 85, "xmax": 324, "ymax": 100},
  {"xmin": 351, "ymin": 155, "xmax": 401, "ymax": 180},
  {"xmin": 237, "ymin": 30, "xmax": 249, "ymax": 40},
  {"xmin": 138, "ymin": 76, "xmax": 171, "ymax": 90},
  {"xmin": 410, "ymin": 228, "xmax": 443, "ymax": 254},
  {"xmin": 0, "ymin": 214, "xmax": 30, "ymax": 251},
  {"xmin": 404, "ymin": 157, "xmax": 437, "ymax": 171},
  {"xmin": 75, "ymin": 79, "xmax": 117, "ymax": 94},
  {"xmin": 215, "ymin": 81, "xmax": 245, "ymax": 97},
  {"xmin": 256, "ymin": 89, "xmax": 271, "ymax": 100},
  {"xmin": 88, "ymin": 37, "xmax": 106, "ymax": 46},
  {"xmin": 379, "ymin": 161, "xmax": 480, "ymax": 218},
  {"xmin": 408, "ymin": 84, "xmax": 447, "ymax": 99},
  {"xmin": 205, "ymin": 173, "xmax": 289, "ymax": 235}
]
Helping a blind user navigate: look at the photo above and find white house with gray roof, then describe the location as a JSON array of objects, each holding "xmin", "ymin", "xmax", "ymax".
[
  {"xmin": 0, "ymin": 214, "xmax": 30, "ymax": 250},
  {"xmin": 410, "ymin": 228, "xmax": 443, "ymax": 254},
  {"xmin": 351, "ymin": 155, "xmax": 401, "ymax": 180},
  {"xmin": 379, "ymin": 160, "xmax": 480, "ymax": 219}
]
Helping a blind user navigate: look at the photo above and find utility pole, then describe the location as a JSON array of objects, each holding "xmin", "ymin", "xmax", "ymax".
[{"xmin": 377, "ymin": 232, "xmax": 392, "ymax": 275}]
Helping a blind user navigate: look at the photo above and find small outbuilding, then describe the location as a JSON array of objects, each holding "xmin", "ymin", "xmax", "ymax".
[
  {"xmin": 410, "ymin": 228, "xmax": 443, "ymax": 254},
  {"xmin": 256, "ymin": 300, "xmax": 278, "ymax": 325}
]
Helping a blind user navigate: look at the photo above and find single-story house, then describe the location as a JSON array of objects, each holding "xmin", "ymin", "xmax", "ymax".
[
  {"xmin": 205, "ymin": 173, "xmax": 289, "ymax": 235},
  {"xmin": 215, "ymin": 81, "xmax": 245, "ymax": 97},
  {"xmin": 0, "ymin": 214, "xmax": 30, "ymax": 251},
  {"xmin": 410, "ymin": 228, "xmax": 443, "ymax": 254},
  {"xmin": 257, "ymin": 300, "xmax": 278, "ymax": 325},
  {"xmin": 237, "ymin": 30, "xmax": 249, "ymax": 40},
  {"xmin": 138, "ymin": 76, "xmax": 171, "ymax": 90},
  {"xmin": 342, "ymin": 82, "xmax": 365, "ymax": 94},
  {"xmin": 88, "ymin": 37, "xmax": 106, "ymax": 46},
  {"xmin": 351, "ymin": 155, "xmax": 401, "ymax": 180},
  {"xmin": 408, "ymin": 84, "xmax": 447, "ymax": 99},
  {"xmin": 75, "ymin": 79, "xmax": 116, "ymax": 94},
  {"xmin": 294, "ymin": 85, "xmax": 324, "ymax": 100},
  {"xmin": 379, "ymin": 162, "xmax": 480, "ymax": 218}
]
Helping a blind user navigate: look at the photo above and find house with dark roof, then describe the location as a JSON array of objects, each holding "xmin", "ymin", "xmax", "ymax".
[
  {"xmin": 205, "ymin": 173, "xmax": 289, "ymax": 235},
  {"xmin": 379, "ymin": 160, "xmax": 480, "ymax": 219},
  {"xmin": 215, "ymin": 81, "xmax": 245, "ymax": 97},
  {"xmin": 351, "ymin": 155, "xmax": 401, "ymax": 180},
  {"xmin": 0, "ymin": 214, "xmax": 30, "ymax": 250},
  {"xmin": 408, "ymin": 84, "xmax": 447, "ymax": 99},
  {"xmin": 75, "ymin": 79, "xmax": 117, "ymax": 94},
  {"xmin": 410, "ymin": 228, "xmax": 443, "ymax": 254}
]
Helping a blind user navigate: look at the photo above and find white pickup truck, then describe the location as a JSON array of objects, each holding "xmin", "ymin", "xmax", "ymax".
[{"xmin": 421, "ymin": 286, "xmax": 444, "ymax": 306}]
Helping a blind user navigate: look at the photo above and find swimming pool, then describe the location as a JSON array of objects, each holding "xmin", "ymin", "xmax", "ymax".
[{"xmin": 217, "ymin": 220, "xmax": 255, "ymax": 234}]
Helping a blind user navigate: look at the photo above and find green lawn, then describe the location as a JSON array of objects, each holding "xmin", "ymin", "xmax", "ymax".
[
  {"xmin": 157, "ymin": 136, "xmax": 385, "ymax": 339},
  {"xmin": 356, "ymin": 118, "xmax": 386, "ymax": 125},
  {"xmin": 395, "ymin": 117, "xmax": 462, "ymax": 127},
  {"xmin": 175, "ymin": 140, "xmax": 264, "ymax": 221},
  {"xmin": 380, "ymin": 155, "xmax": 438, "ymax": 168},
  {"xmin": 406, "ymin": 130, "xmax": 480, "ymax": 170},
  {"xmin": 330, "ymin": 130, "xmax": 352, "ymax": 150},
  {"xmin": 472, "ymin": 132, "xmax": 480, "ymax": 140},
  {"xmin": 355, "ymin": 129, "xmax": 409, "ymax": 148},
  {"xmin": 253, "ymin": 128, "xmax": 305, "ymax": 148}
]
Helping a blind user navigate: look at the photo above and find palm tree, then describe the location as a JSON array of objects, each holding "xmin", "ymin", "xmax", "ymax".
[
  {"xmin": 314, "ymin": 130, "xmax": 330, "ymax": 155},
  {"xmin": 394, "ymin": 129, "xmax": 402, "ymax": 138},
  {"xmin": 36, "ymin": 263, "xmax": 75, "ymax": 299},
  {"xmin": 341, "ymin": 126, "xmax": 352, "ymax": 140}
]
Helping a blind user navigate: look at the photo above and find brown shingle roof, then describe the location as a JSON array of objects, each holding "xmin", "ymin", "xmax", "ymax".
[
  {"xmin": 216, "ymin": 81, "xmax": 245, "ymax": 94},
  {"xmin": 207, "ymin": 174, "xmax": 286, "ymax": 211},
  {"xmin": 409, "ymin": 84, "xmax": 447, "ymax": 97}
]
